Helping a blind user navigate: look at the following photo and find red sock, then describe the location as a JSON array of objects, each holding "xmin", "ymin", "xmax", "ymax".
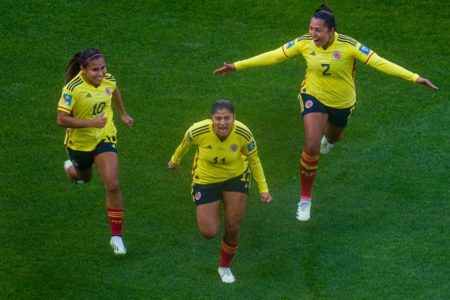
[
  {"xmin": 107, "ymin": 208, "xmax": 124, "ymax": 236},
  {"xmin": 300, "ymin": 151, "xmax": 319, "ymax": 200},
  {"xmin": 219, "ymin": 239, "xmax": 239, "ymax": 268}
]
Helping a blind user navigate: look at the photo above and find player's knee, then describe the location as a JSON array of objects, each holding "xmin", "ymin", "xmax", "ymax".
[
  {"xmin": 199, "ymin": 227, "xmax": 219, "ymax": 240},
  {"xmin": 224, "ymin": 222, "xmax": 241, "ymax": 237},
  {"xmin": 104, "ymin": 180, "xmax": 121, "ymax": 194},
  {"xmin": 200, "ymin": 231, "xmax": 217, "ymax": 240}
]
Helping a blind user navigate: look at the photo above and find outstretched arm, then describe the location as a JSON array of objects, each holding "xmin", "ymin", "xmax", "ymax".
[
  {"xmin": 366, "ymin": 54, "xmax": 438, "ymax": 90},
  {"xmin": 213, "ymin": 47, "xmax": 288, "ymax": 75}
]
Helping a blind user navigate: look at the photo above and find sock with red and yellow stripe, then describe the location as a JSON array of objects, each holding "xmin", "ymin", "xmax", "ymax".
[
  {"xmin": 107, "ymin": 208, "xmax": 124, "ymax": 236},
  {"xmin": 300, "ymin": 151, "xmax": 320, "ymax": 200},
  {"xmin": 219, "ymin": 239, "xmax": 239, "ymax": 268}
]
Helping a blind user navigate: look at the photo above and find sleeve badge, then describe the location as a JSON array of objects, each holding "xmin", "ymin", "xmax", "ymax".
[
  {"xmin": 247, "ymin": 140, "xmax": 256, "ymax": 152},
  {"xmin": 358, "ymin": 44, "xmax": 371, "ymax": 55},
  {"xmin": 63, "ymin": 93, "xmax": 72, "ymax": 106},
  {"xmin": 286, "ymin": 40, "xmax": 295, "ymax": 49}
]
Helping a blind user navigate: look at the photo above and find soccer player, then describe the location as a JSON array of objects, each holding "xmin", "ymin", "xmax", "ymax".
[
  {"xmin": 214, "ymin": 4, "xmax": 438, "ymax": 222},
  {"xmin": 168, "ymin": 99, "xmax": 272, "ymax": 283},
  {"xmin": 57, "ymin": 48, "xmax": 134, "ymax": 255}
]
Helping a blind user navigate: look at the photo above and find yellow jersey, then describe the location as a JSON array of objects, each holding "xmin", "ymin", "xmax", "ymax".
[
  {"xmin": 235, "ymin": 32, "xmax": 419, "ymax": 108},
  {"xmin": 171, "ymin": 119, "xmax": 269, "ymax": 193},
  {"xmin": 57, "ymin": 72, "xmax": 117, "ymax": 151}
]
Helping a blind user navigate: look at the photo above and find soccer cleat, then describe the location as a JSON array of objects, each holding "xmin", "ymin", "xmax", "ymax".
[
  {"xmin": 296, "ymin": 200, "xmax": 311, "ymax": 221},
  {"xmin": 110, "ymin": 236, "xmax": 126, "ymax": 255},
  {"xmin": 320, "ymin": 136, "xmax": 333, "ymax": 154},
  {"xmin": 64, "ymin": 160, "xmax": 85, "ymax": 184},
  {"xmin": 218, "ymin": 267, "xmax": 236, "ymax": 283}
]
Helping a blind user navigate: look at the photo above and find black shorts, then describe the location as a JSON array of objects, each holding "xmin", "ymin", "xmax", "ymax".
[
  {"xmin": 191, "ymin": 170, "xmax": 251, "ymax": 206},
  {"xmin": 67, "ymin": 141, "xmax": 117, "ymax": 171},
  {"xmin": 299, "ymin": 93, "xmax": 355, "ymax": 128}
]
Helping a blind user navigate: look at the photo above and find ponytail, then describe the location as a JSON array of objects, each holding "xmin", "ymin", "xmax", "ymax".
[{"xmin": 63, "ymin": 48, "xmax": 103, "ymax": 84}]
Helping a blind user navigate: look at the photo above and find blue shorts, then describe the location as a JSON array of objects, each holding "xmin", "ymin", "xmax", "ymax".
[
  {"xmin": 67, "ymin": 141, "xmax": 117, "ymax": 171},
  {"xmin": 299, "ymin": 93, "xmax": 355, "ymax": 128},
  {"xmin": 191, "ymin": 170, "xmax": 251, "ymax": 206}
]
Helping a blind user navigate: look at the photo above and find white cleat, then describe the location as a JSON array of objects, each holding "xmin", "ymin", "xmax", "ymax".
[
  {"xmin": 320, "ymin": 136, "xmax": 333, "ymax": 154},
  {"xmin": 64, "ymin": 160, "xmax": 84, "ymax": 184},
  {"xmin": 110, "ymin": 236, "xmax": 126, "ymax": 255},
  {"xmin": 218, "ymin": 267, "xmax": 236, "ymax": 283},
  {"xmin": 296, "ymin": 200, "xmax": 311, "ymax": 221}
]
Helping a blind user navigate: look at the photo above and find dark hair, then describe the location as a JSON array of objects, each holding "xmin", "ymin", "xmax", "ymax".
[
  {"xmin": 64, "ymin": 48, "xmax": 103, "ymax": 84},
  {"xmin": 210, "ymin": 99, "xmax": 235, "ymax": 115},
  {"xmin": 313, "ymin": 4, "xmax": 337, "ymax": 31}
]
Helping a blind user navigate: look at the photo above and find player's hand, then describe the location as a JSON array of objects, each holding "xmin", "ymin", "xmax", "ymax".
[
  {"xmin": 91, "ymin": 112, "xmax": 107, "ymax": 128},
  {"xmin": 416, "ymin": 77, "xmax": 438, "ymax": 90},
  {"xmin": 260, "ymin": 192, "xmax": 272, "ymax": 204},
  {"xmin": 121, "ymin": 114, "xmax": 134, "ymax": 128},
  {"xmin": 168, "ymin": 160, "xmax": 178, "ymax": 170},
  {"xmin": 213, "ymin": 63, "xmax": 236, "ymax": 75}
]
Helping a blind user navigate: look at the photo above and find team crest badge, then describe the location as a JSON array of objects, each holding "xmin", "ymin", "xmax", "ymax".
[
  {"xmin": 105, "ymin": 88, "xmax": 111, "ymax": 96},
  {"xmin": 230, "ymin": 144, "xmax": 238, "ymax": 152},
  {"xmin": 194, "ymin": 192, "xmax": 202, "ymax": 201},
  {"xmin": 305, "ymin": 100, "xmax": 313, "ymax": 109},
  {"xmin": 332, "ymin": 51, "xmax": 341, "ymax": 60}
]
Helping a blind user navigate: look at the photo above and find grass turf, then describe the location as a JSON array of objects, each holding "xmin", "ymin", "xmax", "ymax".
[{"xmin": 0, "ymin": 0, "xmax": 448, "ymax": 299}]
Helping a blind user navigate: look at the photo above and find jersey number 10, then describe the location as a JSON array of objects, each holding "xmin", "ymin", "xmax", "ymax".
[{"xmin": 92, "ymin": 102, "xmax": 106, "ymax": 116}]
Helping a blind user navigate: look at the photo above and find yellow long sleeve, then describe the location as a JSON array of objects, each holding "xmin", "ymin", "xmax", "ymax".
[
  {"xmin": 366, "ymin": 53, "xmax": 419, "ymax": 82},
  {"xmin": 247, "ymin": 152, "xmax": 269, "ymax": 193},
  {"xmin": 234, "ymin": 47, "xmax": 289, "ymax": 71},
  {"xmin": 170, "ymin": 135, "xmax": 192, "ymax": 165}
]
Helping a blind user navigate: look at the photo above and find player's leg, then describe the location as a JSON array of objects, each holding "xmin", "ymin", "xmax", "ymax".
[
  {"xmin": 321, "ymin": 105, "xmax": 355, "ymax": 154},
  {"xmin": 321, "ymin": 123, "xmax": 344, "ymax": 154},
  {"xmin": 219, "ymin": 191, "xmax": 247, "ymax": 283},
  {"xmin": 324, "ymin": 122, "xmax": 345, "ymax": 144},
  {"xmin": 303, "ymin": 112, "xmax": 328, "ymax": 155},
  {"xmin": 65, "ymin": 149, "xmax": 93, "ymax": 183},
  {"xmin": 193, "ymin": 183, "xmax": 222, "ymax": 239},
  {"xmin": 196, "ymin": 201, "xmax": 221, "ymax": 240},
  {"xmin": 94, "ymin": 148, "xmax": 126, "ymax": 255},
  {"xmin": 297, "ymin": 111, "xmax": 326, "ymax": 221}
]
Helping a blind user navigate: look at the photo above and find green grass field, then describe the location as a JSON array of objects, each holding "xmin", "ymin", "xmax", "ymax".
[{"xmin": 1, "ymin": 0, "xmax": 448, "ymax": 299}]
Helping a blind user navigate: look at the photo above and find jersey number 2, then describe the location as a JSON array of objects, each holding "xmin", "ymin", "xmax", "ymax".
[
  {"xmin": 322, "ymin": 64, "xmax": 331, "ymax": 76},
  {"xmin": 213, "ymin": 157, "xmax": 226, "ymax": 164}
]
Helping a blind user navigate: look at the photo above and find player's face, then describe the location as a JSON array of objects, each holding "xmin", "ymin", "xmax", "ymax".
[
  {"xmin": 81, "ymin": 57, "xmax": 107, "ymax": 87},
  {"xmin": 211, "ymin": 108, "xmax": 235, "ymax": 140},
  {"xmin": 309, "ymin": 17, "xmax": 335, "ymax": 49}
]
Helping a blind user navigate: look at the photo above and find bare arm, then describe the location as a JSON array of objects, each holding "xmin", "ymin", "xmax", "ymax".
[
  {"xmin": 213, "ymin": 63, "xmax": 236, "ymax": 75},
  {"xmin": 112, "ymin": 87, "xmax": 134, "ymax": 128},
  {"xmin": 415, "ymin": 77, "xmax": 438, "ymax": 90},
  {"xmin": 56, "ymin": 111, "xmax": 106, "ymax": 128}
]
